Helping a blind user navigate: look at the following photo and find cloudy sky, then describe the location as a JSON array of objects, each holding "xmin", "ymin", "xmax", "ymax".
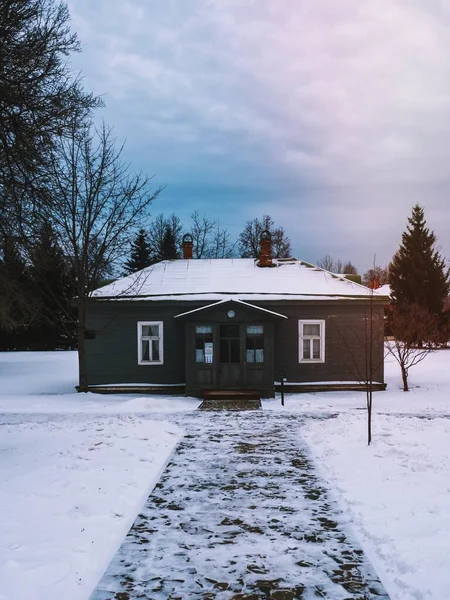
[{"xmin": 68, "ymin": 0, "xmax": 450, "ymax": 272}]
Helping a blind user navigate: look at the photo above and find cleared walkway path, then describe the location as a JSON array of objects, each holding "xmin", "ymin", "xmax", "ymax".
[{"xmin": 90, "ymin": 412, "xmax": 389, "ymax": 600}]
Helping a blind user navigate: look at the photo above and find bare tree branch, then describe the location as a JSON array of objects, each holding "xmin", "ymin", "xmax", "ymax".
[
  {"xmin": 44, "ymin": 120, "xmax": 163, "ymax": 390},
  {"xmin": 386, "ymin": 303, "xmax": 440, "ymax": 391}
]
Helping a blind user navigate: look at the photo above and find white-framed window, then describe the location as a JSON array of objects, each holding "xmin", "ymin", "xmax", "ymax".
[
  {"xmin": 298, "ymin": 320, "xmax": 325, "ymax": 363},
  {"xmin": 137, "ymin": 321, "xmax": 164, "ymax": 365}
]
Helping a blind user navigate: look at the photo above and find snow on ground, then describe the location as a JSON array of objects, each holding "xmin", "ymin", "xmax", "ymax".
[
  {"xmin": 263, "ymin": 350, "xmax": 450, "ymax": 415},
  {"xmin": 0, "ymin": 351, "xmax": 199, "ymax": 414},
  {"xmin": 303, "ymin": 414, "xmax": 450, "ymax": 600},
  {"xmin": 0, "ymin": 352, "xmax": 186, "ymax": 600},
  {"xmin": 1, "ymin": 414, "xmax": 182, "ymax": 600},
  {"xmin": 300, "ymin": 349, "xmax": 450, "ymax": 600},
  {"xmin": 302, "ymin": 413, "xmax": 450, "ymax": 600}
]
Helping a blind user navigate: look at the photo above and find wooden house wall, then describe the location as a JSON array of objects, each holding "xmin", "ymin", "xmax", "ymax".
[
  {"xmin": 85, "ymin": 302, "xmax": 187, "ymax": 386},
  {"xmin": 270, "ymin": 302, "xmax": 385, "ymax": 384},
  {"xmin": 85, "ymin": 299, "xmax": 385, "ymax": 389}
]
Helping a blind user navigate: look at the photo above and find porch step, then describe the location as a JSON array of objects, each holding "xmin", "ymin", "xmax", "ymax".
[
  {"xmin": 199, "ymin": 398, "xmax": 261, "ymax": 411},
  {"xmin": 203, "ymin": 389, "xmax": 261, "ymax": 401},
  {"xmin": 200, "ymin": 389, "xmax": 261, "ymax": 410}
]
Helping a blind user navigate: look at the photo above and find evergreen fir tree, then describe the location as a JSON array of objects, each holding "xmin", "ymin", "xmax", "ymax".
[
  {"xmin": 159, "ymin": 225, "xmax": 179, "ymax": 260},
  {"xmin": 389, "ymin": 204, "xmax": 450, "ymax": 315},
  {"xmin": 0, "ymin": 236, "xmax": 39, "ymax": 349},
  {"xmin": 29, "ymin": 222, "xmax": 76, "ymax": 349},
  {"xmin": 124, "ymin": 229, "xmax": 153, "ymax": 274}
]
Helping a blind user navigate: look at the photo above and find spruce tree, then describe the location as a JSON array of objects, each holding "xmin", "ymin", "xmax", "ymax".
[
  {"xmin": 159, "ymin": 225, "xmax": 179, "ymax": 260},
  {"xmin": 0, "ymin": 236, "xmax": 42, "ymax": 348},
  {"xmin": 389, "ymin": 204, "xmax": 450, "ymax": 315},
  {"xmin": 124, "ymin": 229, "xmax": 153, "ymax": 274},
  {"xmin": 29, "ymin": 222, "xmax": 76, "ymax": 349}
]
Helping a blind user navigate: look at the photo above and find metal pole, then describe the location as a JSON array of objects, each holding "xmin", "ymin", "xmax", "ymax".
[{"xmin": 281, "ymin": 377, "xmax": 284, "ymax": 406}]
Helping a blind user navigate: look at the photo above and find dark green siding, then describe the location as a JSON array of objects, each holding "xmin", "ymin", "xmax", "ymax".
[
  {"xmin": 272, "ymin": 302, "xmax": 385, "ymax": 384},
  {"xmin": 85, "ymin": 302, "xmax": 186, "ymax": 386},
  {"xmin": 85, "ymin": 298, "xmax": 385, "ymax": 393}
]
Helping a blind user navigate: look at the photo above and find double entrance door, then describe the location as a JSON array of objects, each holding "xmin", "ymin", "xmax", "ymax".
[{"xmin": 191, "ymin": 322, "xmax": 273, "ymax": 392}]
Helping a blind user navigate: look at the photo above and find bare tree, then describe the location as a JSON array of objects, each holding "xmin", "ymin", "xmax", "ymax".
[
  {"xmin": 386, "ymin": 303, "xmax": 440, "ymax": 391},
  {"xmin": 317, "ymin": 253, "xmax": 335, "ymax": 271},
  {"xmin": 317, "ymin": 254, "xmax": 358, "ymax": 274},
  {"xmin": 45, "ymin": 121, "xmax": 163, "ymax": 391},
  {"xmin": 189, "ymin": 211, "xmax": 237, "ymax": 258},
  {"xmin": 190, "ymin": 211, "xmax": 216, "ymax": 258},
  {"xmin": 334, "ymin": 258, "xmax": 343, "ymax": 274},
  {"xmin": 334, "ymin": 254, "xmax": 386, "ymax": 444},
  {"xmin": 363, "ymin": 265, "xmax": 389, "ymax": 288},
  {"xmin": 239, "ymin": 215, "xmax": 291, "ymax": 258},
  {"xmin": 338, "ymin": 297, "xmax": 385, "ymax": 445},
  {"xmin": 343, "ymin": 261, "xmax": 358, "ymax": 275},
  {"xmin": 0, "ymin": 0, "xmax": 100, "ymax": 328},
  {"xmin": 365, "ymin": 283, "xmax": 377, "ymax": 445},
  {"xmin": 210, "ymin": 223, "xmax": 237, "ymax": 258},
  {"xmin": 0, "ymin": 0, "xmax": 100, "ymax": 237}
]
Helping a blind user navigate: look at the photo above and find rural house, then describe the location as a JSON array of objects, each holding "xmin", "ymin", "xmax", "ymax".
[{"xmin": 85, "ymin": 233, "xmax": 388, "ymax": 398}]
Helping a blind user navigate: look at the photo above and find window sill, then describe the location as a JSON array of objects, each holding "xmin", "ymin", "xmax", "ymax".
[
  {"xmin": 298, "ymin": 359, "xmax": 325, "ymax": 364},
  {"xmin": 138, "ymin": 361, "xmax": 164, "ymax": 366}
]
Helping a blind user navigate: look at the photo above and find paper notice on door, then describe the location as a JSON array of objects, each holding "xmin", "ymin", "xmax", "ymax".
[{"xmin": 204, "ymin": 342, "xmax": 214, "ymax": 364}]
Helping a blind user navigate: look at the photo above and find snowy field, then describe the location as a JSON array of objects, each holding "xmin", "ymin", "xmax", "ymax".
[
  {"xmin": 301, "ymin": 353, "xmax": 450, "ymax": 600},
  {"xmin": 1, "ymin": 350, "xmax": 450, "ymax": 600},
  {"xmin": 0, "ymin": 352, "xmax": 186, "ymax": 600}
]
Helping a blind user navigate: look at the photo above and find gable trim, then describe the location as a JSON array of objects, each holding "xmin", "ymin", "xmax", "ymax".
[{"xmin": 173, "ymin": 298, "xmax": 288, "ymax": 320}]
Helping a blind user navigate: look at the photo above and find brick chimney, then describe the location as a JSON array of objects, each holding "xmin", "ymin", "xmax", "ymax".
[
  {"xmin": 258, "ymin": 230, "xmax": 273, "ymax": 267},
  {"xmin": 182, "ymin": 233, "xmax": 193, "ymax": 259}
]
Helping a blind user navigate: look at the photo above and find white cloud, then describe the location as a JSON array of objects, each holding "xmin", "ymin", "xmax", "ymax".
[{"xmin": 69, "ymin": 0, "xmax": 450, "ymax": 270}]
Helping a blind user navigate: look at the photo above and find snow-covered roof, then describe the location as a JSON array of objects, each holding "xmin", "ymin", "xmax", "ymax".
[
  {"xmin": 376, "ymin": 284, "xmax": 391, "ymax": 297},
  {"xmin": 92, "ymin": 258, "xmax": 389, "ymax": 301}
]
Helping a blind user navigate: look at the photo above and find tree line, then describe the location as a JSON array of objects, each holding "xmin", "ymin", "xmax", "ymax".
[
  {"xmin": 123, "ymin": 212, "xmax": 390, "ymax": 287},
  {"xmin": 123, "ymin": 213, "xmax": 293, "ymax": 273}
]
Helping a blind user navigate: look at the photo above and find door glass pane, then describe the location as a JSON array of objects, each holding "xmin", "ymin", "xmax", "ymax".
[
  {"xmin": 303, "ymin": 323, "xmax": 320, "ymax": 336},
  {"xmin": 220, "ymin": 338, "xmax": 229, "ymax": 363},
  {"xmin": 142, "ymin": 340, "xmax": 150, "ymax": 361},
  {"xmin": 196, "ymin": 325, "xmax": 212, "ymax": 334},
  {"xmin": 195, "ymin": 328, "xmax": 214, "ymax": 364},
  {"xmin": 246, "ymin": 326, "xmax": 264, "ymax": 364},
  {"xmin": 312, "ymin": 338, "xmax": 321, "ymax": 359},
  {"xmin": 303, "ymin": 338, "xmax": 310, "ymax": 360},
  {"xmin": 246, "ymin": 325, "xmax": 264, "ymax": 335},
  {"xmin": 230, "ymin": 338, "xmax": 240, "ymax": 363},
  {"xmin": 220, "ymin": 324, "xmax": 239, "ymax": 338},
  {"xmin": 151, "ymin": 339, "xmax": 160, "ymax": 361}
]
